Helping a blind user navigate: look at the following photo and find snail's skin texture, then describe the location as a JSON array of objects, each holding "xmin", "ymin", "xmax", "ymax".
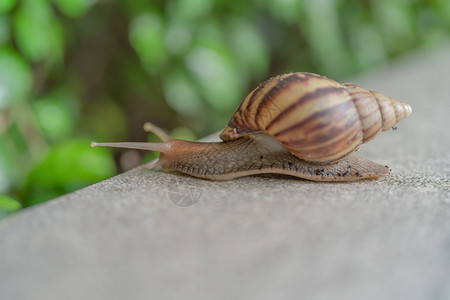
[
  {"xmin": 91, "ymin": 131, "xmax": 389, "ymax": 182},
  {"xmin": 156, "ymin": 133, "xmax": 389, "ymax": 181},
  {"xmin": 91, "ymin": 72, "xmax": 411, "ymax": 182}
]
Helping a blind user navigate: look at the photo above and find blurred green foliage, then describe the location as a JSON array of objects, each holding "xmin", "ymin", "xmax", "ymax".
[{"xmin": 0, "ymin": 0, "xmax": 449, "ymax": 215}]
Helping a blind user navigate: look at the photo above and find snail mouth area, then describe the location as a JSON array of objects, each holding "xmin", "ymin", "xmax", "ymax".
[{"xmin": 219, "ymin": 125, "xmax": 238, "ymax": 141}]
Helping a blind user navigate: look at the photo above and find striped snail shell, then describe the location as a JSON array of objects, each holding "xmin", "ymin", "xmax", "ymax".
[{"xmin": 220, "ymin": 72, "xmax": 412, "ymax": 164}]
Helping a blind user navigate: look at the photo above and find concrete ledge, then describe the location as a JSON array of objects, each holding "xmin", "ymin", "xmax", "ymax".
[{"xmin": 1, "ymin": 44, "xmax": 449, "ymax": 300}]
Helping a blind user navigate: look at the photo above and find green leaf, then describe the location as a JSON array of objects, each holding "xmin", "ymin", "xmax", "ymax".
[
  {"xmin": 0, "ymin": 47, "xmax": 33, "ymax": 108},
  {"xmin": 83, "ymin": 99, "xmax": 128, "ymax": 142},
  {"xmin": 52, "ymin": 0, "xmax": 94, "ymax": 18},
  {"xmin": 165, "ymin": 20, "xmax": 193, "ymax": 55},
  {"xmin": 349, "ymin": 23, "xmax": 387, "ymax": 70},
  {"xmin": 163, "ymin": 68, "xmax": 204, "ymax": 117},
  {"xmin": 122, "ymin": 2, "xmax": 158, "ymax": 16},
  {"xmin": 7, "ymin": 121, "xmax": 27, "ymax": 154},
  {"xmin": 268, "ymin": 0, "xmax": 302, "ymax": 23},
  {"xmin": 32, "ymin": 90, "xmax": 79, "ymax": 141},
  {"xmin": 28, "ymin": 139, "xmax": 116, "ymax": 193},
  {"xmin": 227, "ymin": 18, "xmax": 269, "ymax": 78},
  {"xmin": 129, "ymin": 12, "xmax": 167, "ymax": 74},
  {"xmin": 0, "ymin": 120, "xmax": 39, "ymax": 197},
  {"xmin": 0, "ymin": 136, "xmax": 14, "ymax": 193},
  {"xmin": 0, "ymin": 194, "xmax": 21, "ymax": 212},
  {"xmin": 14, "ymin": 0, "xmax": 64, "ymax": 63},
  {"xmin": 302, "ymin": 0, "xmax": 352, "ymax": 76},
  {"xmin": 170, "ymin": 126, "xmax": 197, "ymax": 141},
  {"xmin": 25, "ymin": 188, "xmax": 63, "ymax": 207},
  {"xmin": 168, "ymin": 0, "xmax": 214, "ymax": 21},
  {"xmin": 194, "ymin": 19, "xmax": 227, "ymax": 49},
  {"xmin": 435, "ymin": 0, "xmax": 450, "ymax": 26},
  {"xmin": 0, "ymin": 0, "xmax": 16, "ymax": 13},
  {"xmin": 0, "ymin": 15, "xmax": 10, "ymax": 46},
  {"xmin": 371, "ymin": 0, "xmax": 415, "ymax": 53},
  {"xmin": 417, "ymin": 6, "xmax": 450, "ymax": 46},
  {"xmin": 185, "ymin": 44, "xmax": 244, "ymax": 113}
]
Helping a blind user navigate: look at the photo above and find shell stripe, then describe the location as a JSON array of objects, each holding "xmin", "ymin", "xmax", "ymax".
[
  {"xmin": 271, "ymin": 92, "xmax": 352, "ymax": 138},
  {"xmin": 255, "ymin": 73, "xmax": 308, "ymax": 111},
  {"xmin": 225, "ymin": 75, "xmax": 283, "ymax": 131},
  {"xmin": 290, "ymin": 121, "xmax": 363, "ymax": 163},
  {"xmin": 348, "ymin": 90, "xmax": 382, "ymax": 142},
  {"xmin": 283, "ymin": 106, "xmax": 359, "ymax": 146},
  {"xmin": 363, "ymin": 121, "xmax": 382, "ymax": 142},
  {"xmin": 392, "ymin": 99, "xmax": 405, "ymax": 120},
  {"xmin": 313, "ymin": 123, "xmax": 362, "ymax": 161},
  {"xmin": 265, "ymin": 86, "xmax": 345, "ymax": 132},
  {"xmin": 253, "ymin": 74, "xmax": 310, "ymax": 126},
  {"xmin": 276, "ymin": 100, "xmax": 363, "ymax": 163},
  {"xmin": 232, "ymin": 73, "xmax": 308, "ymax": 133},
  {"xmin": 246, "ymin": 73, "xmax": 302, "ymax": 110},
  {"xmin": 242, "ymin": 79, "xmax": 268, "ymax": 110},
  {"xmin": 229, "ymin": 74, "xmax": 288, "ymax": 132},
  {"xmin": 374, "ymin": 92, "xmax": 396, "ymax": 131}
]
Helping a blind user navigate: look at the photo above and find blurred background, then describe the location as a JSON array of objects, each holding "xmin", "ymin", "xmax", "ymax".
[{"xmin": 0, "ymin": 0, "xmax": 449, "ymax": 215}]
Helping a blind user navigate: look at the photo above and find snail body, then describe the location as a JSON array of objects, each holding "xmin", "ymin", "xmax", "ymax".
[{"xmin": 91, "ymin": 72, "xmax": 411, "ymax": 182}]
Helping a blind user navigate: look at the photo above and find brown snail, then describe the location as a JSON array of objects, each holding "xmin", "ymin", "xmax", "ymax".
[{"xmin": 91, "ymin": 72, "xmax": 411, "ymax": 182}]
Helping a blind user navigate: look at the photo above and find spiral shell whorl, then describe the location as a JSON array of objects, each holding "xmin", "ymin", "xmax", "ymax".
[
  {"xmin": 220, "ymin": 72, "xmax": 411, "ymax": 164},
  {"xmin": 343, "ymin": 83, "xmax": 412, "ymax": 143}
]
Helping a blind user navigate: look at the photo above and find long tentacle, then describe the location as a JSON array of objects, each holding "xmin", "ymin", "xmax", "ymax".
[{"xmin": 90, "ymin": 141, "xmax": 172, "ymax": 152}]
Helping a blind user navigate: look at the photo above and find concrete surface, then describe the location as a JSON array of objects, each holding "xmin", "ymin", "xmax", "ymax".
[{"xmin": 1, "ymin": 44, "xmax": 449, "ymax": 300}]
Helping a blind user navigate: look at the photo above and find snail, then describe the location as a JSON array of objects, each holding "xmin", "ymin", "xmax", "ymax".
[{"xmin": 91, "ymin": 72, "xmax": 411, "ymax": 182}]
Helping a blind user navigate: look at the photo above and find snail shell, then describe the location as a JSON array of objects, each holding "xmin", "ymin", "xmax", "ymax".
[{"xmin": 220, "ymin": 72, "xmax": 411, "ymax": 163}]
